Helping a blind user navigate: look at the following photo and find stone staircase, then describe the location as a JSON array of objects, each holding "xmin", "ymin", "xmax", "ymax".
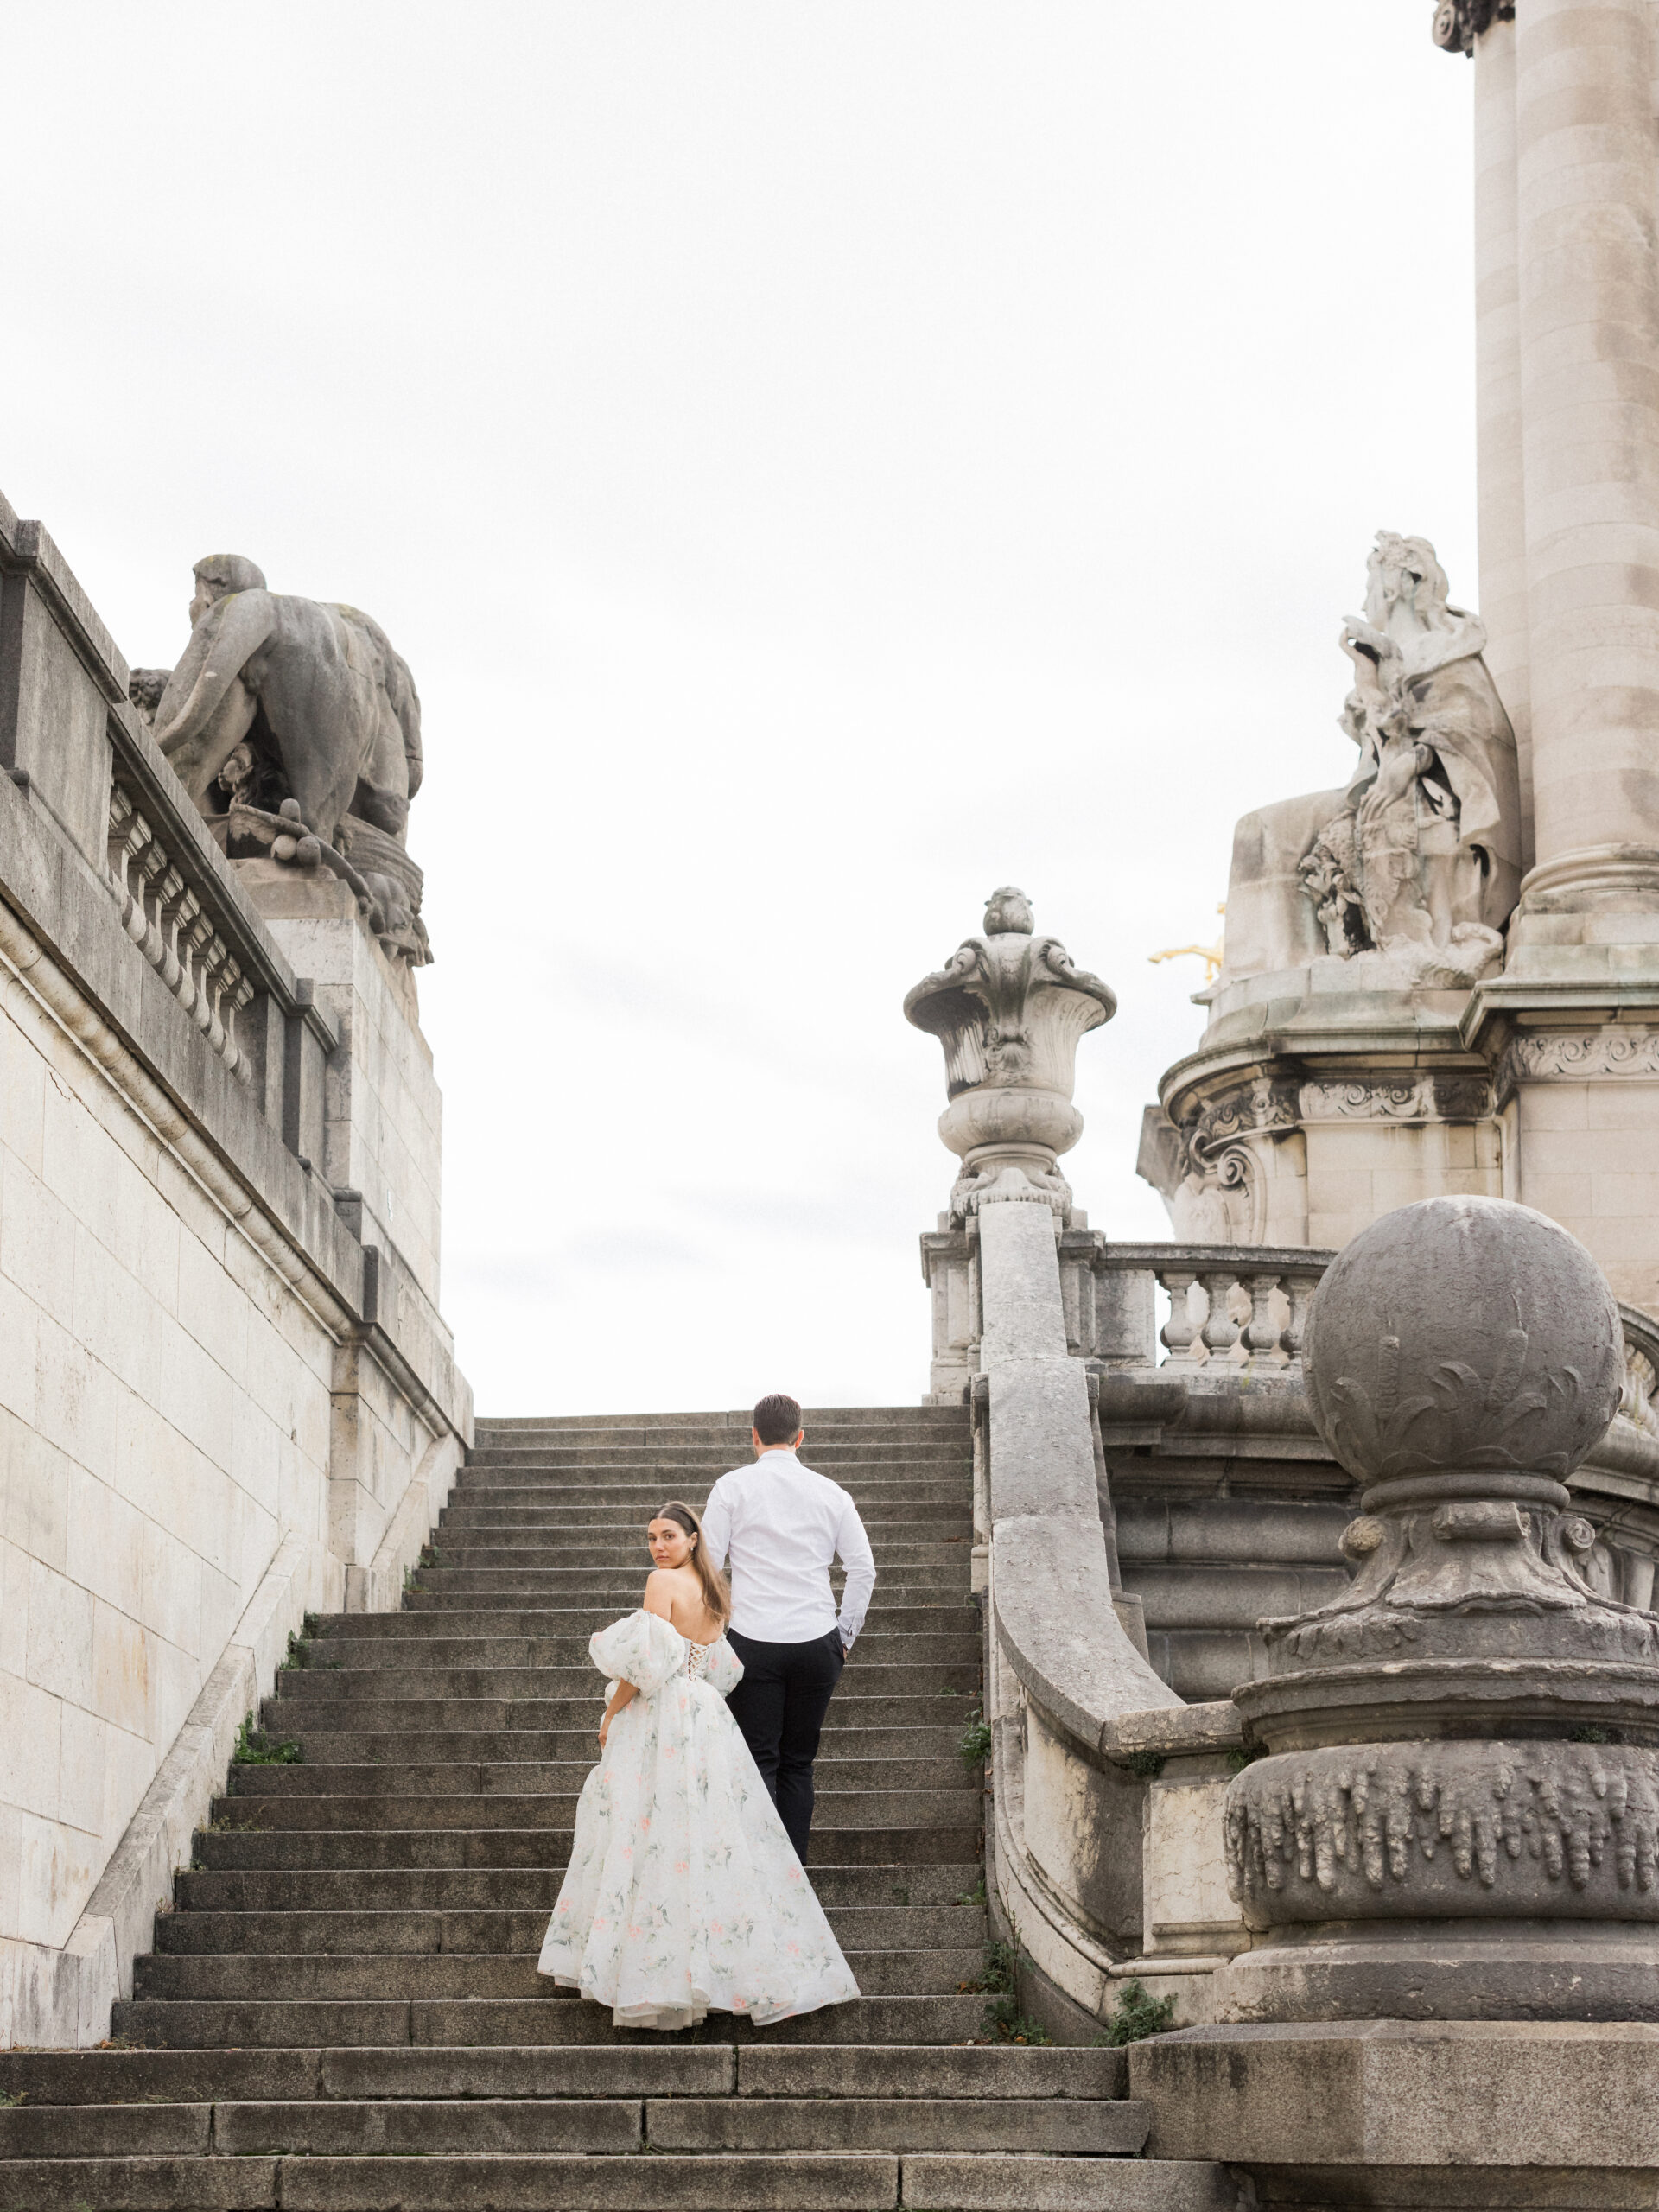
[{"xmin": 0, "ymin": 1407, "xmax": 1236, "ymax": 2209}]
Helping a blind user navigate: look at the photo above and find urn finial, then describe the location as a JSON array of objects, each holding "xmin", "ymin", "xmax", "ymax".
[{"xmin": 905, "ymin": 891, "xmax": 1116, "ymax": 1225}]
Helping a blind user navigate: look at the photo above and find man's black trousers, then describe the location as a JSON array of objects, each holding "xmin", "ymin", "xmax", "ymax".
[{"xmin": 725, "ymin": 1626, "xmax": 843, "ymax": 1862}]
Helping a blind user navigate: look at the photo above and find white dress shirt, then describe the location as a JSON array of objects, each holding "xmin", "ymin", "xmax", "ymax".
[{"xmin": 701, "ymin": 1449, "xmax": 877, "ymax": 1649}]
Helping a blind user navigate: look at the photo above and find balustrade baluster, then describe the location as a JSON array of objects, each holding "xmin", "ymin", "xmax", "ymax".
[
  {"xmin": 153, "ymin": 868, "xmax": 187, "ymax": 990},
  {"xmin": 1156, "ymin": 1267, "xmax": 1203, "ymax": 1363},
  {"xmin": 1199, "ymin": 1269, "xmax": 1242, "ymax": 1362},
  {"xmin": 1243, "ymin": 1272, "xmax": 1285, "ymax": 1369},
  {"xmin": 200, "ymin": 938, "xmax": 229, "ymax": 1057},
  {"xmin": 1281, "ymin": 1272, "xmax": 1318, "ymax": 1364}
]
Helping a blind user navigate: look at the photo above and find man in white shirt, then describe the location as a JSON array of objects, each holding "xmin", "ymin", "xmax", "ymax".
[{"xmin": 700, "ymin": 1392, "xmax": 877, "ymax": 1861}]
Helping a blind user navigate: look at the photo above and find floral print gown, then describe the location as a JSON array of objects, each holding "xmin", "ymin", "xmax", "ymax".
[{"xmin": 537, "ymin": 1610, "xmax": 860, "ymax": 2030}]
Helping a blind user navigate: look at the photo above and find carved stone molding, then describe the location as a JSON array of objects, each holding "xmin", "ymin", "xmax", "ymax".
[
  {"xmin": 1192, "ymin": 1075, "xmax": 1300, "ymax": 1150},
  {"xmin": 1297, "ymin": 1073, "xmax": 1490, "ymax": 1123},
  {"xmin": 1432, "ymin": 0, "xmax": 1514, "ymax": 56},
  {"xmin": 1495, "ymin": 1031, "xmax": 1659, "ymax": 1106},
  {"xmin": 1227, "ymin": 1739, "xmax": 1659, "ymax": 1924}
]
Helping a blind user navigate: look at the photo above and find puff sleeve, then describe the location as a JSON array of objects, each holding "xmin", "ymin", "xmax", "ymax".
[{"xmin": 589, "ymin": 1611, "xmax": 686, "ymax": 1697}]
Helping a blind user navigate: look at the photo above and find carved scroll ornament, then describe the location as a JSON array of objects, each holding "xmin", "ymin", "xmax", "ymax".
[{"xmin": 1432, "ymin": 0, "xmax": 1514, "ymax": 55}]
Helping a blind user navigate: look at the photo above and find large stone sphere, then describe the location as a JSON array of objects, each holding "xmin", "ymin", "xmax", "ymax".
[{"xmin": 1303, "ymin": 1196, "xmax": 1623, "ymax": 1486}]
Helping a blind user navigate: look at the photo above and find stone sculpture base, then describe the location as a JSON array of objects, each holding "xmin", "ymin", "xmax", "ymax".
[
  {"xmin": 1214, "ymin": 1921, "xmax": 1659, "ymax": 2025},
  {"xmin": 1133, "ymin": 2018, "xmax": 1659, "ymax": 2208},
  {"xmin": 237, "ymin": 858, "xmax": 442, "ymax": 1307}
]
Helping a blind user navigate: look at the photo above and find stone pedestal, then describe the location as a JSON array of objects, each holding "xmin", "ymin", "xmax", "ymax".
[
  {"xmin": 1215, "ymin": 1195, "xmax": 1659, "ymax": 2025},
  {"xmin": 237, "ymin": 860, "xmax": 442, "ymax": 1311}
]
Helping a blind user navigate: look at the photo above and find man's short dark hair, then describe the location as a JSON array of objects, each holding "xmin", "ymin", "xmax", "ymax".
[{"xmin": 753, "ymin": 1393, "xmax": 803, "ymax": 1446}]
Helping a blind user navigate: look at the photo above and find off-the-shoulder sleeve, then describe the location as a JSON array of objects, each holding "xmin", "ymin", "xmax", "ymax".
[
  {"xmin": 589, "ymin": 1611, "xmax": 685, "ymax": 1696},
  {"xmin": 703, "ymin": 1637, "xmax": 744, "ymax": 1699}
]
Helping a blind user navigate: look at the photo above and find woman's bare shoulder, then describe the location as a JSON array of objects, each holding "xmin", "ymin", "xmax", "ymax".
[{"xmin": 641, "ymin": 1568, "xmax": 678, "ymax": 1616}]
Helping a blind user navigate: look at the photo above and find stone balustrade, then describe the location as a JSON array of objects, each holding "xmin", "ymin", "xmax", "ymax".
[
  {"xmin": 1085, "ymin": 1242, "xmax": 1327, "ymax": 1371},
  {"xmin": 106, "ymin": 783, "xmax": 257, "ymax": 1077}
]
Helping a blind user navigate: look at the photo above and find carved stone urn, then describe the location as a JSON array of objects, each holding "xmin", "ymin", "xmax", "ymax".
[
  {"xmin": 1217, "ymin": 1195, "xmax": 1659, "ymax": 2021},
  {"xmin": 904, "ymin": 887, "xmax": 1116, "ymax": 1224}
]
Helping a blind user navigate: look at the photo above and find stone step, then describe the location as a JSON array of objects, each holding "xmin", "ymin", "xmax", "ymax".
[
  {"xmin": 265, "ymin": 1663, "xmax": 980, "ymax": 1699},
  {"xmin": 0, "ymin": 2151, "xmax": 1239, "ymax": 2211},
  {"xmin": 175, "ymin": 1868, "xmax": 982, "ymax": 1914},
  {"xmin": 420, "ymin": 1542, "xmax": 972, "ymax": 1569},
  {"xmin": 449, "ymin": 1477, "xmax": 969, "ymax": 1503},
  {"xmin": 437, "ymin": 1509, "xmax": 972, "ymax": 1535},
  {"xmin": 131, "ymin": 1947, "xmax": 984, "ymax": 2001},
  {"xmin": 263, "ymin": 1695, "xmax": 981, "ymax": 1735},
  {"xmin": 0, "ymin": 2149, "xmax": 1232, "ymax": 2211},
  {"xmin": 0, "ymin": 2151, "xmax": 896, "ymax": 2209},
  {"xmin": 155, "ymin": 1906, "xmax": 986, "ymax": 1955},
  {"xmin": 407, "ymin": 1568, "xmax": 969, "ymax": 1596},
  {"xmin": 263, "ymin": 1726, "xmax": 971, "ymax": 1764},
  {"xmin": 456, "ymin": 1457, "xmax": 969, "ymax": 1480},
  {"xmin": 473, "ymin": 1410, "xmax": 969, "ymax": 1436},
  {"xmin": 473, "ymin": 1433, "xmax": 969, "ymax": 1451},
  {"xmin": 0, "ymin": 2043, "xmax": 1113, "ymax": 2107},
  {"xmin": 110, "ymin": 1993, "xmax": 989, "ymax": 2049},
  {"xmin": 228, "ymin": 1758, "xmax": 978, "ymax": 1797},
  {"xmin": 0, "ymin": 2101, "xmax": 644, "ymax": 2156},
  {"xmin": 208, "ymin": 1789, "xmax": 978, "ymax": 1832},
  {"xmin": 190, "ymin": 1826, "xmax": 980, "ymax": 1871},
  {"xmin": 314, "ymin": 1605, "xmax": 980, "ymax": 1639},
  {"xmin": 294, "ymin": 1637, "xmax": 979, "ymax": 1672},
  {"xmin": 1122, "ymin": 1563, "xmax": 1350, "ymax": 1630},
  {"xmin": 643, "ymin": 2095, "xmax": 1149, "ymax": 2153},
  {"xmin": 399, "ymin": 1590, "xmax": 971, "ymax": 1618}
]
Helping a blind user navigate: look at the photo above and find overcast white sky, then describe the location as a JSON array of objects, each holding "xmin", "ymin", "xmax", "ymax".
[{"xmin": 3, "ymin": 4, "xmax": 1475, "ymax": 1415}]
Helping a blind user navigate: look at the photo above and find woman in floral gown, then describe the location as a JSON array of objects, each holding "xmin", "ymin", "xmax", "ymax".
[{"xmin": 537, "ymin": 1499, "xmax": 859, "ymax": 2030}]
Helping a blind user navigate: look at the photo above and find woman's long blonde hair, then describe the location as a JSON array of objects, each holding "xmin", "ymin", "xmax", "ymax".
[{"xmin": 654, "ymin": 1500, "xmax": 731, "ymax": 1630}]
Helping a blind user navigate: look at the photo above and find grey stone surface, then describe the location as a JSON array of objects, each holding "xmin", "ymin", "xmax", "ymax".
[
  {"xmin": 1219, "ymin": 1195, "xmax": 1659, "ymax": 2020},
  {"xmin": 1135, "ymin": 2018, "xmax": 1659, "ymax": 2203}
]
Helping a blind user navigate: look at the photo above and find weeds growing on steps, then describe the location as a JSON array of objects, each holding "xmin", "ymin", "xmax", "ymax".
[
  {"xmin": 281, "ymin": 1613, "xmax": 324, "ymax": 1670},
  {"xmin": 1098, "ymin": 1978, "xmax": 1177, "ymax": 2045},
  {"xmin": 955, "ymin": 1877, "xmax": 988, "ymax": 1907},
  {"xmin": 964, "ymin": 1939, "xmax": 1054, "ymax": 2044},
  {"xmin": 957, "ymin": 1715, "xmax": 993, "ymax": 1770},
  {"xmin": 0, "ymin": 2092, "xmax": 23, "ymax": 2107},
  {"xmin": 232, "ymin": 1716, "xmax": 302, "ymax": 1766}
]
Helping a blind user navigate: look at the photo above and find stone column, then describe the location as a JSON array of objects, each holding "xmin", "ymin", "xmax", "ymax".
[
  {"xmin": 1215, "ymin": 1195, "xmax": 1659, "ymax": 2021},
  {"xmin": 1472, "ymin": 14, "xmax": 1531, "ymax": 868},
  {"xmin": 1509, "ymin": 0, "xmax": 1659, "ymax": 958}
]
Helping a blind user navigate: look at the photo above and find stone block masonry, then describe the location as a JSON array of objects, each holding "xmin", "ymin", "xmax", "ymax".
[{"xmin": 0, "ymin": 493, "xmax": 471, "ymax": 2048}]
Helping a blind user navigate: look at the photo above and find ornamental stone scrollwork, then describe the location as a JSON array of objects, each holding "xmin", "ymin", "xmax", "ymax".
[
  {"xmin": 905, "ymin": 887, "xmax": 1116, "ymax": 1226},
  {"xmin": 1297, "ymin": 1072, "xmax": 1490, "ymax": 1122},
  {"xmin": 131, "ymin": 554, "xmax": 432, "ymax": 967},
  {"xmin": 1432, "ymin": 0, "xmax": 1514, "ymax": 55},
  {"xmin": 1494, "ymin": 1031, "xmax": 1659, "ymax": 1106}
]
